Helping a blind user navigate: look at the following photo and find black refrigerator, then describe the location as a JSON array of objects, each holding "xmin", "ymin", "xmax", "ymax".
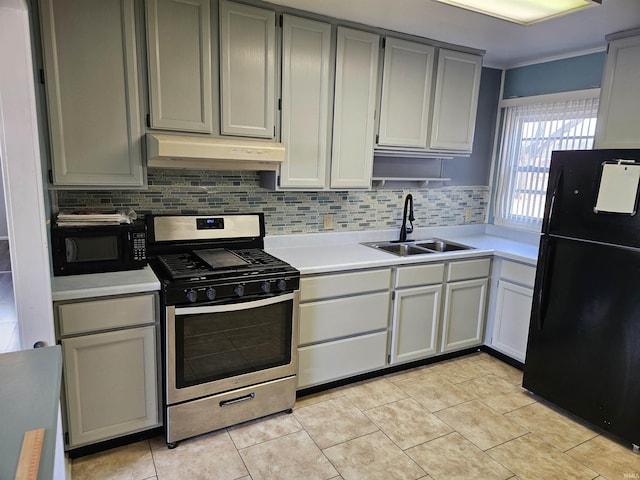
[{"xmin": 523, "ymin": 148, "xmax": 640, "ymax": 449}]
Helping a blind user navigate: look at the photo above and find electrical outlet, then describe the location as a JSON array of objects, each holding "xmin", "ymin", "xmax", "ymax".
[
  {"xmin": 464, "ymin": 208, "xmax": 473, "ymax": 223},
  {"xmin": 323, "ymin": 214, "xmax": 334, "ymax": 230}
]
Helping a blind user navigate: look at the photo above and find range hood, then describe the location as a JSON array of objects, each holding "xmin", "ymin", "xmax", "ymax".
[{"xmin": 146, "ymin": 133, "xmax": 285, "ymax": 171}]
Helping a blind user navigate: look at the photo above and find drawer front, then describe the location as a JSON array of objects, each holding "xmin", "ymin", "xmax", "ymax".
[
  {"xmin": 300, "ymin": 269, "xmax": 391, "ymax": 301},
  {"xmin": 167, "ymin": 375, "xmax": 296, "ymax": 444},
  {"xmin": 299, "ymin": 291, "xmax": 389, "ymax": 345},
  {"xmin": 395, "ymin": 263, "xmax": 444, "ymax": 288},
  {"xmin": 297, "ymin": 331, "xmax": 388, "ymax": 388},
  {"xmin": 446, "ymin": 258, "xmax": 491, "ymax": 282},
  {"xmin": 500, "ymin": 260, "xmax": 536, "ymax": 288},
  {"xmin": 58, "ymin": 293, "xmax": 156, "ymax": 336}
]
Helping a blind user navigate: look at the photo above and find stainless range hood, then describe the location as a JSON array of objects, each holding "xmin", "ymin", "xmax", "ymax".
[{"xmin": 146, "ymin": 133, "xmax": 285, "ymax": 171}]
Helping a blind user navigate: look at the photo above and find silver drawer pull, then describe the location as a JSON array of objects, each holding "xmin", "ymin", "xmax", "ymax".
[{"xmin": 219, "ymin": 393, "xmax": 255, "ymax": 407}]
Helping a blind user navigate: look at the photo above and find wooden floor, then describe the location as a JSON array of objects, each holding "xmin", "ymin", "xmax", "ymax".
[{"xmin": 0, "ymin": 240, "xmax": 18, "ymax": 353}]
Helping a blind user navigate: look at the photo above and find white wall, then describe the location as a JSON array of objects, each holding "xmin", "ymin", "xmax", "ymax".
[
  {"xmin": 0, "ymin": 0, "xmax": 55, "ymax": 348},
  {"xmin": 0, "ymin": 166, "xmax": 8, "ymax": 239}
]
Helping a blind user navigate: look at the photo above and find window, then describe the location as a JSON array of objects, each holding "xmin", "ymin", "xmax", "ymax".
[{"xmin": 493, "ymin": 91, "xmax": 599, "ymax": 230}]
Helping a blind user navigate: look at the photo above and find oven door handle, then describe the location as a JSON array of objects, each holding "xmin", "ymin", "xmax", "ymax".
[
  {"xmin": 219, "ymin": 392, "xmax": 255, "ymax": 407},
  {"xmin": 174, "ymin": 291, "xmax": 298, "ymax": 315}
]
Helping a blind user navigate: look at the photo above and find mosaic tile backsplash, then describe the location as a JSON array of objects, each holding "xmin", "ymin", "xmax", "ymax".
[{"xmin": 56, "ymin": 169, "xmax": 490, "ymax": 235}]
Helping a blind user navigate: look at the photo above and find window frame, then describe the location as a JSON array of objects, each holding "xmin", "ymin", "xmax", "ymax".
[{"xmin": 491, "ymin": 89, "xmax": 600, "ymax": 231}]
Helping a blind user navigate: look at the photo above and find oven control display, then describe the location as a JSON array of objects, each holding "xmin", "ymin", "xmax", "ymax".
[{"xmin": 196, "ymin": 218, "xmax": 224, "ymax": 230}]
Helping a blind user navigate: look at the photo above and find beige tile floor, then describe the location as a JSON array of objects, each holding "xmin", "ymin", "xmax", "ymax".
[{"xmin": 71, "ymin": 352, "xmax": 640, "ymax": 480}]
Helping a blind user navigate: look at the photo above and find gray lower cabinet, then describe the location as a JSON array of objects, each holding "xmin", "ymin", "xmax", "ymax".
[
  {"xmin": 390, "ymin": 258, "xmax": 489, "ymax": 365},
  {"xmin": 390, "ymin": 263, "xmax": 444, "ymax": 364},
  {"xmin": 440, "ymin": 258, "xmax": 490, "ymax": 353},
  {"xmin": 55, "ymin": 293, "xmax": 160, "ymax": 449},
  {"xmin": 297, "ymin": 269, "xmax": 391, "ymax": 388},
  {"xmin": 489, "ymin": 259, "xmax": 536, "ymax": 363},
  {"xmin": 145, "ymin": 0, "xmax": 212, "ymax": 133},
  {"xmin": 39, "ymin": 0, "xmax": 145, "ymax": 187}
]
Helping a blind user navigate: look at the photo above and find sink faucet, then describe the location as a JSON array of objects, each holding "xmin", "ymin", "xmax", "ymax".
[{"xmin": 399, "ymin": 194, "xmax": 415, "ymax": 242}]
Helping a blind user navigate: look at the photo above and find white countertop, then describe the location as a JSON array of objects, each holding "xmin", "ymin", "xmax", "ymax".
[
  {"xmin": 51, "ymin": 265, "xmax": 160, "ymax": 301},
  {"xmin": 265, "ymin": 225, "xmax": 539, "ymax": 275},
  {"xmin": 49, "ymin": 226, "xmax": 539, "ymax": 298}
]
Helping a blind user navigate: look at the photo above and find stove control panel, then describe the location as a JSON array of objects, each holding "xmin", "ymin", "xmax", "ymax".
[{"xmin": 170, "ymin": 275, "xmax": 300, "ymax": 306}]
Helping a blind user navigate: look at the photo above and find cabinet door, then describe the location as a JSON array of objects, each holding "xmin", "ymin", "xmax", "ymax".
[
  {"xmin": 429, "ymin": 49, "xmax": 482, "ymax": 152},
  {"xmin": 219, "ymin": 0, "xmax": 275, "ymax": 138},
  {"xmin": 440, "ymin": 277, "xmax": 487, "ymax": 353},
  {"xmin": 62, "ymin": 326, "xmax": 159, "ymax": 447},
  {"xmin": 491, "ymin": 280, "xmax": 532, "ymax": 363},
  {"xmin": 331, "ymin": 27, "xmax": 380, "ymax": 189},
  {"xmin": 594, "ymin": 35, "xmax": 640, "ymax": 149},
  {"xmin": 146, "ymin": 0, "xmax": 212, "ymax": 133},
  {"xmin": 280, "ymin": 15, "xmax": 332, "ymax": 188},
  {"xmin": 390, "ymin": 285, "xmax": 442, "ymax": 364},
  {"xmin": 39, "ymin": 0, "xmax": 144, "ymax": 187},
  {"xmin": 378, "ymin": 38, "xmax": 435, "ymax": 148}
]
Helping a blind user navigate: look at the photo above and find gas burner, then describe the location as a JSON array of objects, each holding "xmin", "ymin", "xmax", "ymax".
[{"xmin": 146, "ymin": 214, "xmax": 299, "ymax": 306}]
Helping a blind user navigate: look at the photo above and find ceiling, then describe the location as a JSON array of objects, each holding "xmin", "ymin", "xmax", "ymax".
[{"xmin": 267, "ymin": 0, "xmax": 640, "ymax": 68}]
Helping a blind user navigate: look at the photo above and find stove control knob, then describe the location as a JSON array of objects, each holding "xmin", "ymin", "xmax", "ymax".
[
  {"xmin": 205, "ymin": 288, "xmax": 216, "ymax": 301},
  {"xmin": 277, "ymin": 279, "xmax": 287, "ymax": 292},
  {"xmin": 186, "ymin": 289, "xmax": 197, "ymax": 303},
  {"xmin": 234, "ymin": 284, "xmax": 245, "ymax": 297},
  {"xmin": 261, "ymin": 281, "xmax": 271, "ymax": 293}
]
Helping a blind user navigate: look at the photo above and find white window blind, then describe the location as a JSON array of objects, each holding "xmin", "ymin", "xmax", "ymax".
[{"xmin": 494, "ymin": 93, "xmax": 599, "ymax": 230}]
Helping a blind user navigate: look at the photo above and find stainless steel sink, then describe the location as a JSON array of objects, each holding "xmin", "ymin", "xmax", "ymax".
[
  {"xmin": 414, "ymin": 239, "xmax": 471, "ymax": 252},
  {"xmin": 362, "ymin": 238, "xmax": 474, "ymax": 256},
  {"xmin": 368, "ymin": 242, "xmax": 434, "ymax": 256}
]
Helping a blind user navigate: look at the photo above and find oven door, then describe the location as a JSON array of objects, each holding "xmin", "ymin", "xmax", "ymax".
[{"xmin": 166, "ymin": 291, "xmax": 299, "ymax": 405}]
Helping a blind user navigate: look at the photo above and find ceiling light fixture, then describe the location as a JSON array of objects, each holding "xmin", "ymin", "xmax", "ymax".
[{"xmin": 433, "ymin": 0, "xmax": 602, "ymax": 25}]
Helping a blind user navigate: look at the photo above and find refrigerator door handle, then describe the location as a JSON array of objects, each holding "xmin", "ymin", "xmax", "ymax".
[
  {"xmin": 542, "ymin": 166, "xmax": 563, "ymax": 233},
  {"xmin": 534, "ymin": 237, "xmax": 553, "ymax": 330}
]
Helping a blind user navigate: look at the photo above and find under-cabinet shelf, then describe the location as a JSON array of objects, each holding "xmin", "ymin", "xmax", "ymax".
[{"xmin": 372, "ymin": 177, "xmax": 451, "ymax": 187}]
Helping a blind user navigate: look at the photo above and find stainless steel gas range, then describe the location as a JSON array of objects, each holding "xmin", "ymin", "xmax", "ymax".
[{"xmin": 145, "ymin": 213, "xmax": 300, "ymax": 447}]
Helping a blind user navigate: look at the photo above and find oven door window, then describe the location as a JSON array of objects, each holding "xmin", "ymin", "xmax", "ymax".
[
  {"xmin": 65, "ymin": 236, "xmax": 119, "ymax": 262},
  {"xmin": 175, "ymin": 299, "xmax": 293, "ymax": 388}
]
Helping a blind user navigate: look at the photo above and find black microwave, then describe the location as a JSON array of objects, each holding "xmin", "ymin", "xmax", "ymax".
[{"xmin": 51, "ymin": 221, "xmax": 147, "ymax": 276}]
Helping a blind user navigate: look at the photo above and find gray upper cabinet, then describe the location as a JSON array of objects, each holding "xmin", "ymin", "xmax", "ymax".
[
  {"xmin": 146, "ymin": 0, "xmax": 212, "ymax": 133},
  {"xmin": 219, "ymin": 0, "xmax": 276, "ymax": 138},
  {"xmin": 378, "ymin": 38, "xmax": 435, "ymax": 148},
  {"xmin": 429, "ymin": 49, "xmax": 482, "ymax": 152},
  {"xmin": 39, "ymin": 0, "xmax": 145, "ymax": 188},
  {"xmin": 594, "ymin": 31, "xmax": 640, "ymax": 149},
  {"xmin": 280, "ymin": 15, "xmax": 332, "ymax": 189},
  {"xmin": 331, "ymin": 27, "xmax": 380, "ymax": 189}
]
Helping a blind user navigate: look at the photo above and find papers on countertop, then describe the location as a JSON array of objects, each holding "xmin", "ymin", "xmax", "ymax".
[{"xmin": 56, "ymin": 208, "xmax": 138, "ymax": 226}]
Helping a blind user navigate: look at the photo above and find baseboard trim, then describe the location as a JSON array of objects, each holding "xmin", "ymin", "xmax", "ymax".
[
  {"xmin": 297, "ymin": 346, "xmax": 483, "ymax": 398},
  {"xmin": 480, "ymin": 345, "xmax": 524, "ymax": 370}
]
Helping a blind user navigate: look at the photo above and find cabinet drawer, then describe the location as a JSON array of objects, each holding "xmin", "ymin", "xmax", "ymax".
[
  {"xmin": 297, "ymin": 331, "xmax": 388, "ymax": 388},
  {"xmin": 500, "ymin": 260, "xmax": 536, "ymax": 288},
  {"xmin": 300, "ymin": 269, "xmax": 391, "ymax": 301},
  {"xmin": 395, "ymin": 263, "xmax": 444, "ymax": 288},
  {"xmin": 446, "ymin": 258, "xmax": 491, "ymax": 282},
  {"xmin": 57, "ymin": 293, "xmax": 156, "ymax": 336},
  {"xmin": 299, "ymin": 291, "xmax": 389, "ymax": 345}
]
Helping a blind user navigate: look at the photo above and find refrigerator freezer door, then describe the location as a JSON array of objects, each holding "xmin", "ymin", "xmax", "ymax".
[
  {"xmin": 544, "ymin": 149, "xmax": 640, "ymax": 247},
  {"xmin": 524, "ymin": 235, "xmax": 640, "ymax": 445}
]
